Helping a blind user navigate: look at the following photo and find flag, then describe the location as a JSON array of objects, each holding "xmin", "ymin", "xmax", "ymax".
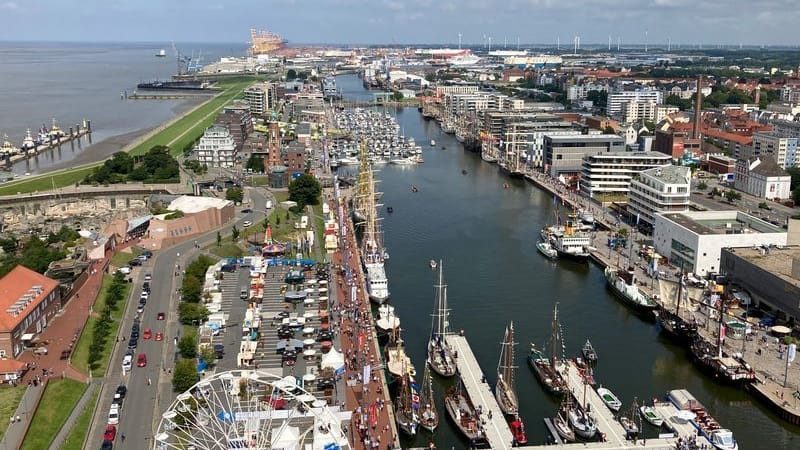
[
  {"xmin": 789, "ymin": 343, "xmax": 797, "ymax": 363},
  {"xmin": 410, "ymin": 382, "xmax": 421, "ymax": 392}
]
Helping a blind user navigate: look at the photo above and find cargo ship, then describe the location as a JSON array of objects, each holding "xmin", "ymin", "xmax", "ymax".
[
  {"xmin": 248, "ymin": 28, "xmax": 287, "ymax": 56},
  {"xmin": 136, "ymin": 80, "xmax": 212, "ymax": 91}
]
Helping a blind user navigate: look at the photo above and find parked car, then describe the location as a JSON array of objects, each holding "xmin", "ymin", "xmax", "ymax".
[
  {"xmin": 137, "ymin": 354, "xmax": 147, "ymax": 367},
  {"xmin": 107, "ymin": 405, "xmax": 120, "ymax": 425},
  {"xmin": 142, "ymin": 282, "xmax": 151, "ymax": 292},
  {"xmin": 101, "ymin": 440, "xmax": 113, "ymax": 449},
  {"xmin": 128, "ymin": 259, "xmax": 142, "ymax": 267},
  {"xmin": 115, "ymin": 385, "xmax": 127, "ymax": 399},
  {"xmin": 213, "ymin": 344, "xmax": 225, "ymax": 358},
  {"xmin": 127, "ymin": 339, "xmax": 138, "ymax": 349},
  {"xmin": 144, "ymin": 273, "xmax": 152, "ymax": 281},
  {"xmin": 104, "ymin": 424, "xmax": 117, "ymax": 441},
  {"xmin": 117, "ymin": 266, "xmax": 132, "ymax": 275},
  {"xmin": 242, "ymin": 220, "xmax": 252, "ymax": 227},
  {"xmin": 142, "ymin": 250, "xmax": 153, "ymax": 258},
  {"xmin": 122, "ymin": 354, "xmax": 133, "ymax": 372},
  {"xmin": 137, "ymin": 304, "xmax": 145, "ymax": 314},
  {"xmin": 137, "ymin": 254, "xmax": 149, "ymax": 262},
  {"xmin": 241, "ymin": 208, "xmax": 252, "ymax": 213}
]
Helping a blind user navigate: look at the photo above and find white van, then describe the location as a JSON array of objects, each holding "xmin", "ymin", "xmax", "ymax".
[
  {"xmin": 122, "ymin": 354, "xmax": 133, "ymax": 372},
  {"xmin": 266, "ymin": 200, "xmax": 273, "ymax": 209}
]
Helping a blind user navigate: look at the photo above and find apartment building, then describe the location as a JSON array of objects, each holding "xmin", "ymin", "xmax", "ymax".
[
  {"xmin": 580, "ymin": 151, "xmax": 673, "ymax": 199},
  {"xmin": 607, "ymin": 89, "xmax": 663, "ymax": 118},
  {"xmin": 196, "ymin": 126, "xmax": 237, "ymax": 168},
  {"xmin": 628, "ymin": 165, "xmax": 691, "ymax": 227}
]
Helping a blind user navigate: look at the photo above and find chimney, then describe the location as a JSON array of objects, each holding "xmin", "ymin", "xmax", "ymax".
[
  {"xmin": 754, "ymin": 85, "xmax": 761, "ymax": 105},
  {"xmin": 693, "ymin": 76, "xmax": 703, "ymax": 140}
]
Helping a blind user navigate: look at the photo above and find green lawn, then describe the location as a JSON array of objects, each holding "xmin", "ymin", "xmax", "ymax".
[
  {"xmin": 0, "ymin": 79, "xmax": 254, "ymax": 196},
  {"xmin": 210, "ymin": 243, "xmax": 245, "ymax": 259},
  {"xmin": 251, "ymin": 176, "xmax": 269, "ymax": 186},
  {"xmin": 71, "ymin": 275, "xmax": 131, "ymax": 376},
  {"xmin": 109, "ymin": 247, "xmax": 143, "ymax": 269},
  {"xmin": 0, "ymin": 386, "xmax": 26, "ymax": 441},
  {"xmin": 60, "ymin": 386, "xmax": 99, "ymax": 450},
  {"xmin": 20, "ymin": 379, "xmax": 86, "ymax": 450}
]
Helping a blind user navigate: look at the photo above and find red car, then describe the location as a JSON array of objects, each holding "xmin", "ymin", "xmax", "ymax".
[
  {"xmin": 137, "ymin": 354, "xmax": 147, "ymax": 367},
  {"xmin": 143, "ymin": 328, "xmax": 152, "ymax": 339},
  {"xmin": 157, "ymin": 312, "xmax": 165, "ymax": 320},
  {"xmin": 104, "ymin": 424, "xmax": 117, "ymax": 441},
  {"xmin": 155, "ymin": 332, "xmax": 163, "ymax": 341}
]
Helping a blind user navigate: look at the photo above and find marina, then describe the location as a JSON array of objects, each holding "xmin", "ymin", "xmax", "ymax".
[{"xmin": 1, "ymin": 119, "xmax": 92, "ymax": 168}]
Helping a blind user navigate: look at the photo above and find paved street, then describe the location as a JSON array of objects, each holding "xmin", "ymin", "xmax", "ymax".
[{"xmin": 87, "ymin": 186, "xmax": 273, "ymax": 449}]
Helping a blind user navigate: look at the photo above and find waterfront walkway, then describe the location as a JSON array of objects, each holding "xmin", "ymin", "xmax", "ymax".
[{"xmin": 445, "ymin": 334, "xmax": 514, "ymax": 450}]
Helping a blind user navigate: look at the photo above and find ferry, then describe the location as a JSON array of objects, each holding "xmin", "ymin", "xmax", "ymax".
[{"xmin": 546, "ymin": 221, "xmax": 590, "ymax": 262}]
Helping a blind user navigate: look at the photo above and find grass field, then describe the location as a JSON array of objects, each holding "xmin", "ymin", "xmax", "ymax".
[
  {"xmin": 60, "ymin": 387, "xmax": 99, "ymax": 450},
  {"xmin": 0, "ymin": 79, "xmax": 255, "ymax": 196},
  {"xmin": 71, "ymin": 275, "xmax": 131, "ymax": 376},
  {"xmin": 210, "ymin": 243, "xmax": 245, "ymax": 259},
  {"xmin": 20, "ymin": 379, "xmax": 86, "ymax": 450},
  {"xmin": 109, "ymin": 247, "xmax": 143, "ymax": 269},
  {"xmin": 0, "ymin": 386, "xmax": 26, "ymax": 441}
]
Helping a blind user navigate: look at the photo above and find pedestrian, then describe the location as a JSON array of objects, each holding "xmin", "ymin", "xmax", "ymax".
[
  {"xmin": 148, "ymin": 378, "xmax": 152, "ymax": 386},
  {"xmin": 121, "ymin": 433, "xmax": 126, "ymax": 442}
]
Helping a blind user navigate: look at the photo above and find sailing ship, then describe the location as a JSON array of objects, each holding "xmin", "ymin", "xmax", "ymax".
[
  {"xmin": 354, "ymin": 147, "xmax": 390, "ymax": 304},
  {"xmin": 419, "ymin": 365, "xmax": 439, "ymax": 432},
  {"xmin": 395, "ymin": 371, "xmax": 420, "ymax": 436},
  {"xmin": 619, "ymin": 397, "xmax": 640, "ymax": 437},
  {"xmin": 656, "ymin": 274, "xmax": 698, "ymax": 344},
  {"xmin": 568, "ymin": 403, "xmax": 597, "ymax": 440},
  {"xmin": 427, "ymin": 262, "xmax": 456, "ymax": 377},
  {"xmin": 444, "ymin": 381, "xmax": 485, "ymax": 442},
  {"xmin": 495, "ymin": 322, "xmax": 519, "ymax": 416},
  {"xmin": 385, "ymin": 329, "xmax": 413, "ymax": 380},
  {"xmin": 604, "ymin": 266, "xmax": 658, "ymax": 312},
  {"xmin": 375, "ymin": 304, "xmax": 400, "ymax": 336},
  {"xmin": 529, "ymin": 303, "xmax": 567, "ymax": 395},
  {"xmin": 552, "ymin": 395, "xmax": 576, "ymax": 443}
]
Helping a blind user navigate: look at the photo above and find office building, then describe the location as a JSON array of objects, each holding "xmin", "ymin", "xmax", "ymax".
[
  {"xmin": 580, "ymin": 151, "xmax": 672, "ymax": 199},
  {"xmin": 653, "ymin": 129, "xmax": 701, "ymax": 159},
  {"xmin": 543, "ymin": 134, "xmax": 625, "ymax": 178},
  {"xmin": 628, "ymin": 165, "xmax": 691, "ymax": 227}
]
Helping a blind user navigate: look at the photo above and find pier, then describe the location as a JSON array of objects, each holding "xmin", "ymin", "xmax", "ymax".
[
  {"xmin": 444, "ymin": 334, "xmax": 514, "ymax": 450},
  {"xmin": 4, "ymin": 122, "xmax": 92, "ymax": 168}
]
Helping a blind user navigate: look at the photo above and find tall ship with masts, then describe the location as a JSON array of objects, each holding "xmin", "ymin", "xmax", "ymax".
[
  {"xmin": 354, "ymin": 147, "xmax": 390, "ymax": 304},
  {"xmin": 495, "ymin": 322, "xmax": 519, "ymax": 416},
  {"xmin": 529, "ymin": 303, "xmax": 567, "ymax": 395},
  {"xmin": 427, "ymin": 262, "xmax": 456, "ymax": 377}
]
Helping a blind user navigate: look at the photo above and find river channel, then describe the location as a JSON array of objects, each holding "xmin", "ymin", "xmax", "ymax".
[{"xmin": 335, "ymin": 74, "xmax": 797, "ymax": 449}]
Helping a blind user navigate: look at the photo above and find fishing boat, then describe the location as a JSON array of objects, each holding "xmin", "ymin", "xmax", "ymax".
[
  {"xmin": 581, "ymin": 339, "xmax": 598, "ymax": 363},
  {"xmin": 429, "ymin": 259, "xmax": 437, "ymax": 269},
  {"xmin": 444, "ymin": 381, "xmax": 485, "ymax": 442},
  {"xmin": 495, "ymin": 322, "xmax": 519, "ymax": 416},
  {"xmin": 427, "ymin": 262, "xmax": 456, "ymax": 378},
  {"xmin": 604, "ymin": 266, "xmax": 658, "ymax": 312},
  {"xmin": 639, "ymin": 402, "xmax": 664, "ymax": 427},
  {"xmin": 596, "ymin": 386, "xmax": 622, "ymax": 412},
  {"xmin": 385, "ymin": 330, "xmax": 413, "ymax": 379},
  {"xmin": 394, "ymin": 372, "xmax": 420, "ymax": 436},
  {"xmin": 536, "ymin": 241, "xmax": 558, "ymax": 260},
  {"xmin": 619, "ymin": 397, "xmax": 640, "ymax": 437},
  {"xmin": 529, "ymin": 303, "xmax": 567, "ymax": 395},
  {"xmin": 419, "ymin": 365, "xmax": 439, "ymax": 432}
]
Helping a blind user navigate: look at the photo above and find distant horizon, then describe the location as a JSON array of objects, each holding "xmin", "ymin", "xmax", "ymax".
[{"xmin": 1, "ymin": 39, "xmax": 799, "ymax": 52}]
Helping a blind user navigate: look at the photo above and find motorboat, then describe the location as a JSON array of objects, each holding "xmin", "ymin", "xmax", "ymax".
[
  {"xmin": 709, "ymin": 429, "xmax": 738, "ymax": 450},
  {"xmin": 639, "ymin": 404, "xmax": 664, "ymax": 427},
  {"xmin": 429, "ymin": 259, "xmax": 437, "ymax": 269},
  {"xmin": 536, "ymin": 241, "xmax": 558, "ymax": 260},
  {"xmin": 509, "ymin": 416, "xmax": 528, "ymax": 445},
  {"xmin": 430, "ymin": 139, "xmax": 436, "ymax": 146},
  {"xmin": 581, "ymin": 339, "xmax": 598, "ymax": 363},
  {"xmin": 596, "ymin": 386, "xmax": 622, "ymax": 412}
]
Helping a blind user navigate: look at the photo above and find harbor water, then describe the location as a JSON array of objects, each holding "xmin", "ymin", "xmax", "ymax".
[
  {"xmin": 335, "ymin": 74, "xmax": 799, "ymax": 449},
  {"xmin": 0, "ymin": 41, "xmax": 246, "ymax": 175}
]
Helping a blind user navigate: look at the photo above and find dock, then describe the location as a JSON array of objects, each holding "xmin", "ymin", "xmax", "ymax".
[{"xmin": 445, "ymin": 334, "xmax": 514, "ymax": 450}]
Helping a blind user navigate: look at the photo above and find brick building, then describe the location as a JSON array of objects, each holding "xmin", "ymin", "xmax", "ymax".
[{"xmin": 0, "ymin": 266, "xmax": 62, "ymax": 358}]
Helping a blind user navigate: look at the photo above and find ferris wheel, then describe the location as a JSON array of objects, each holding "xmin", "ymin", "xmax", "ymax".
[{"xmin": 153, "ymin": 370, "xmax": 350, "ymax": 450}]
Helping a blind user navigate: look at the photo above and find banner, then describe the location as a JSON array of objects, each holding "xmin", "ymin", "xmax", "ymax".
[
  {"xmin": 358, "ymin": 333, "xmax": 365, "ymax": 350},
  {"xmin": 789, "ymin": 343, "xmax": 797, "ymax": 363},
  {"xmin": 363, "ymin": 364, "xmax": 371, "ymax": 385},
  {"xmin": 719, "ymin": 322, "xmax": 726, "ymax": 341}
]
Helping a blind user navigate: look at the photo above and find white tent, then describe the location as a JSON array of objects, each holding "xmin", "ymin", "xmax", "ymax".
[
  {"xmin": 321, "ymin": 348, "xmax": 344, "ymax": 372},
  {"xmin": 271, "ymin": 425, "xmax": 300, "ymax": 450}
]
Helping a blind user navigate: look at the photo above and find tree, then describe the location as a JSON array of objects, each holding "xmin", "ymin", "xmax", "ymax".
[
  {"xmin": 217, "ymin": 231, "xmax": 222, "ymax": 247},
  {"xmin": 787, "ymin": 167, "xmax": 800, "ymax": 191},
  {"xmin": 286, "ymin": 69, "xmax": 297, "ymax": 80},
  {"xmin": 226, "ymin": 187, "xmax": 244, "ymax": 204},
  {"xmin": 246, "ymin": 155, "xmax": 264, "ymax": 173},
  {"xmin": 793, "ymin": 187, "xmax": 800, "ymax": 205},
  {"xmin": 586, "ymin": 90, "xmax": 608, "ymax": 109},
  {"xmin": 178, "ymin": 302, "xmax": 209, "ymax": 325},
  {"xmin": 199, "ymin": 346, "xmax": 217, "ymax": 368},
  {"xmin": 172, "ymin": 359, "xmax": 199, "ymax": 392},
  {"xmin": 181, "ymin": 276, "xmax": 203, "ymax": 303},
  {"xmin": 231, "ymin": 226, "xmax": 240, "ymax": 242},
  {"xmin": 602, "ymin": 126, "xmax": 616, "ymax": 135},
  {"xmin": 288, "ymin": 174, "xmax": 321, "ymax": 209},
  {"xmin": 725, "ymin": 189, "xmax": 742, "ymax": 203},
  {"xmin": 105, "ymin": 152, "xmax": 134, "ymax": 174},
  {"xmin": 665, "ymin": 94, "xmax": 693, "ymax": 111},
  {"xmin": 391, "ymin": 91, "xmax": 404, "ymax": 102},
  {"xmin": 178, "ymin": 331, "xmax": 198, "ymax": 358},
  {"xmin": 696, "ymin": 181, "xmax": 708, "ymax": 191}
]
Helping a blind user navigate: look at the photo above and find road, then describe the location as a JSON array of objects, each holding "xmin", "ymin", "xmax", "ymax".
[
  {"xmin": 690, "ymin": 177, "xmax": 794, "ymax": 227},
  {"xmin": 87, "ymin": 186, "xmax": 273, "ymax": 449}
]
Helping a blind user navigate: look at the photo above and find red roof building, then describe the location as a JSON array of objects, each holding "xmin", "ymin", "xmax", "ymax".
[{"xmin": 0, "ymin": 266, "xmax": 61, "ymax": 358}]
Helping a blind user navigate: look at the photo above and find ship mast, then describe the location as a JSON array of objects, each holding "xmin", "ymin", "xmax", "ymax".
[{"xmin": 551, "ymin": 303, "xmax": 560, "ymax": 367}]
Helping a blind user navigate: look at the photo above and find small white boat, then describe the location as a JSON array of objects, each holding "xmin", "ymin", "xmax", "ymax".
[
  {"xmin": 596, "ymin": 387, "xmax": 622, "ymax": 412},
  {"xmin": 536, "ymin": 241, "xmax": 558, "ymax": 260},
  {"xmin": 429, "ymin": 260, "xmax": 437, "ymax": 269},
  {"xmin": 430, "ymin": 139, "xmax": 436, "ymax": 146},
  {"xmin": 639, "ymin": 405, "xmax": 664, "ymax": 427},
  {"xmin": 709, "ymin": 429, "xmax": 738, "ymax": 450}
]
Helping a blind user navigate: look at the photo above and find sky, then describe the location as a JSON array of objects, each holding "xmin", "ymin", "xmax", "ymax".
[{"xmin": 1, "ymin": 0, "xmax": 799, "ymax": 46}]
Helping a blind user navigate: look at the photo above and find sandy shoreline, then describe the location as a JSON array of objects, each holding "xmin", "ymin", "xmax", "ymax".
[{"xmin": 16, "ymin": 98, "xmax": 206, "ymax": 175}]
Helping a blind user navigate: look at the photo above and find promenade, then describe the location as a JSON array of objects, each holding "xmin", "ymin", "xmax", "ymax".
[{"xmin": 331, "ymin": 195, "xmax": 401, "ymax": 450}]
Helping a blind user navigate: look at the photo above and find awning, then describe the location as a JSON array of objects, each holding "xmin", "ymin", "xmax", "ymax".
[{"xmin": 21, "ymin": 333, "xmax": 34, "ymax": 341}]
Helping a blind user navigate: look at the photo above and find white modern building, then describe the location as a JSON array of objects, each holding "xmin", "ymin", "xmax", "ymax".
[
  {"xmin": 733, "ymin": 156, "xmax": 792, "ymax": 200},
  {"xmin": 196, "ymin": 125, "xmax": 237, "ymax": 168},
  {"xmin": 628, "ymin": 165, "xmax": 691, "ymax": 227},
  {"xmin": 580, "ymin": 151, "xmax": 672, "ymax": 199},
  {"xmin": 653, "ymin": 210, "xmax": 787, "ymax": 276},
  {"xmin": 607, "ymin": 89, "xmax": 663, "ymax": 118}
]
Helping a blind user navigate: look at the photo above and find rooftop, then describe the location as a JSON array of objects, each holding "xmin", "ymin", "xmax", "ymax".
[
  {"xmin": 589, "ymin": 151, "xmax": 672, "ymax": 160},
  {"xmin": 168, "ymin": 196, "xmax": 232, "ymax": 214},
  {"xmin": 0, "ymin": 266, "xmax": 60, "ymax": 331},
  {"xmin": 660, "ymin": 210, "xmax": 784, "ymax": 235},
  {"xmin": 726, "ymin": 245, "xmax": 800, "ymax": 288},
  {"xmin": 642, "ymin": 165, "xmax": 691, "ymax": 184},
  {"xmin": 547, "ymin": 134, "xmax": 624, "ymax": 143}
]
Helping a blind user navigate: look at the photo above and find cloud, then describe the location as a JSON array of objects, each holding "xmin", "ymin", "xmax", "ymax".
[{"xmin": 0, "ymin": 1, "xmax": 18, "ymax": 10}]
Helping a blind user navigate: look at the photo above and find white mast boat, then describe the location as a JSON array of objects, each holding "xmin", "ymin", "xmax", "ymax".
[{"xmin": 427, "ymin": 261, "xmax": 456, "ymax": 377}]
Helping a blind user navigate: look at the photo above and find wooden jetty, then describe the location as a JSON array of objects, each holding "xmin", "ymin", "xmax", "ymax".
[{"xmin": 445, "ymin": 333, "xmax": 514, "ymax": 450}]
